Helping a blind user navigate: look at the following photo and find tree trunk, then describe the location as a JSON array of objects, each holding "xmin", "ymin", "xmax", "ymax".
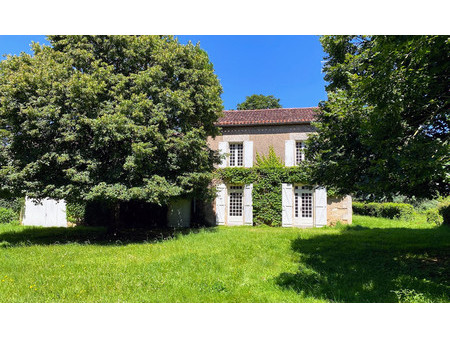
[{"xmin": 110, "ymin": 201, "xmax": 121, "ymax": 236}]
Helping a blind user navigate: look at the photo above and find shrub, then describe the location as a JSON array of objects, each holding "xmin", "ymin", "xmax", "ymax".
[
  {"xmin": 352, "ymin": 202, "xmax": 414, "ymax": 220},
  {"xmin": 0, "ymin": 197, "xmax": 24, "ymax": 215},
  {"xmin": 438, "ymin": 200, "xmax": 450, "ymax": 226},
  {"xmin": 66, "ymin": 202, "xmax": 86, "ymax": 225},
  {"xmin": 0, "ymin": 208, "xmax": 17, "ymax": 224},
  {"xmin": 425, "ymin": 208, "xmax": 443, "ymax": 226}
]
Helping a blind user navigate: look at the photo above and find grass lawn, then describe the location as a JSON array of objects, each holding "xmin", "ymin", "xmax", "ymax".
[{"xmin": 0, "ymin": 215, "xmax": 449, "ymax": 302}]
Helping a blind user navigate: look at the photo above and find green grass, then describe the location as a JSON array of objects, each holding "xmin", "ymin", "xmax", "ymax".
[{"xmin": 0, "ymin": 215, "xmax": 449, "ymax": 302}]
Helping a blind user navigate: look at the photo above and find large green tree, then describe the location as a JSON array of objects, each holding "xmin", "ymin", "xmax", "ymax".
[
  {"xmin": 236, "ymin": 94, "xmax": 282, "ymax": 110},
  {"xmin": 0, "ymin": 36, "xmax": 223, "ymax": 211},
  {"xmin": 308, "ymin": 35, "xmax": 449, "ymax": 200}
]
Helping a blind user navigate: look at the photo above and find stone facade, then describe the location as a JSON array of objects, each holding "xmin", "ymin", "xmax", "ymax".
[
  {"xmin": 208, "ymin": 119, "xmax": 353, "ymax": 227},
  {"xmin": 208, "ymin": 124, "xmax": 315, "ymax": 165}
]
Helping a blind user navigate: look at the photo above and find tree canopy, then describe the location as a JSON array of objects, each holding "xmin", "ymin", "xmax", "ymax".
[
  {"xmin": 0, "ymin": 35, "xmax": 223, "ymax": 206},
  {"xmin": 236, "ymin": 94, "xmax": 282, "ymax": 110},
  {"xmin": 308, "ymin": 35, "xmax": 449, "ymax": 200}
]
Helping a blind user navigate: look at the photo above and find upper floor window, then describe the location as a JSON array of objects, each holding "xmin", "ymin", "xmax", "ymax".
[
  {"xmin": 296, "ymin": 141, "xmax": 305, "ymax": 164},
  {"xmin": 229, "ymin": 143, "xmax": 243, "ymax": 167}
]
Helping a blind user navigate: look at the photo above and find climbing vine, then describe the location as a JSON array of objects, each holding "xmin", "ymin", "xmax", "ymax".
[{"xmin": 216, "ymin": 147, "xmax": 312, "ymax": 226}]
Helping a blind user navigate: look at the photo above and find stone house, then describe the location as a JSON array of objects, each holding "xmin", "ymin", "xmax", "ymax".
[
  {"xmin": 21, "ymin": 107, "xmax": 352, "ymax": 228},
  {"xmin": 207, "ymin": 107, "xmax": 352, "ymax": 227}
]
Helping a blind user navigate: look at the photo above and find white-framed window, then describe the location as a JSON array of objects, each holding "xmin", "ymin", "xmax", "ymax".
[
  {"xmin": 295, "ymin": 141, "xmax": 305, "ymax": 164},
  {"xmin": 229, "ymin": 143, "xmax": 243, "ymax": 167},
  {"xmin": 229, "ymin": 185, "xmax": 243, "ymax": 217}
]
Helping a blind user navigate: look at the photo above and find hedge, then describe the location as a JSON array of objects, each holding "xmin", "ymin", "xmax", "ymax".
[{"xmin": 352, "ymin": 201, "xmax": 414, "ymax": 220}]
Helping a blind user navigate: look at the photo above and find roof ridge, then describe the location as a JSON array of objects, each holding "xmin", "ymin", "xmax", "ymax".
[
  {"xmin": 217, "ymin": 107, "xmax": 318, "ymax": 126},
  {"xmin": 223, "ymin": 107, "xmax": 318, "ymax": 112}
]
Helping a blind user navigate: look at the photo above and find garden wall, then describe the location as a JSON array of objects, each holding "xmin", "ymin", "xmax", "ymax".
[{"xmin": 327, "ymin": 195, "xmax": 352, "ymax": 225}]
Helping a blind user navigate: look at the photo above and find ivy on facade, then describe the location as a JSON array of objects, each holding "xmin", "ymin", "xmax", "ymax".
[{"xmin": 216, "ymin": 147, "xmax": 312, "ymax": 226}]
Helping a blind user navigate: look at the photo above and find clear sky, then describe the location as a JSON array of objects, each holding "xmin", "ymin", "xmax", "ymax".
[{"xmin": 0, "ymin": 35, "xmax": 327, "ymax": 110}]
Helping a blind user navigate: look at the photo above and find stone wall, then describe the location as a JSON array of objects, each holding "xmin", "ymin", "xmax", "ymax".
[
  {"xmin": 208, "ymin": 124, "xmax": 315, "ymax": 163},
  {"xmin": 327, "ymin": 195, "xmax": 352, "ymax": 225}
]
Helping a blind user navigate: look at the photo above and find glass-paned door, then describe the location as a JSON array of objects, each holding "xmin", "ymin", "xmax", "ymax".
[
  {"xmin": 294, "ymin": 186, "xmax": 313, "ymax": 226},
  {"xmin": 228, "ymin": 185, "xmax": 244, "ymax": 225}
]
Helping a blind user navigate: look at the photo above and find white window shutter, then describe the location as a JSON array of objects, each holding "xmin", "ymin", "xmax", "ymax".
[
  {"xmin": 315, "ymin": 187, "xmax": 327, "ymax": 227},
  {"xmin": 285, "ymin": 140, "xmax": 295, "ymax": 167},
  {"xmin": 244, "ymin": 141, "xmax": 253, "ymax": 167},
  {"xmin": 244, "ymin": 184, "xmax": 253, "ymax": 225},
  {"xmin": 216, "ymin": 184, "xmax": 227, "ymax": 225},
  {"xmin": 282, "ymin": 183, "xmax": 293, "ymax": 227},
  {"xmin": 218, "ymin": 142, "xmax": 228, "ymax": 168}
]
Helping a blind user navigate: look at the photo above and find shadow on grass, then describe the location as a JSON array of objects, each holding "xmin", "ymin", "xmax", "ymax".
[
  {"xmin": 275, "ymin": 225, "xmax": 450, "ymax": 302},
  {"xmin": 0, "ymin": 224, "xmax": 217, "ymax": 247}
]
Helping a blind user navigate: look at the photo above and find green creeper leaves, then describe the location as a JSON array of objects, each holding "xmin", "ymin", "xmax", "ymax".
[{"xmin": 217, "ymin": 159, "xmax": 312, "ymax": 227}]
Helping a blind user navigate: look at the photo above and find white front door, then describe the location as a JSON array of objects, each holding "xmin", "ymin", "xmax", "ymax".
[
  {"xmin": 294, "ymin": 186, "xmax": 314, "ymax": 227},
  {"xmin": 228, "ymin": 185, "xmax": 244, "ymax": 225}
]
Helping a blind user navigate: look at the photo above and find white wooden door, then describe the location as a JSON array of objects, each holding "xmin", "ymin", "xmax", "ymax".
[
  {"xmin": 293, "ymin": 186, "xmax": 314, "ymax": 227},
  {"xmin": 228, "ymin": 185, "xmax": 244, "ymax": 225}
]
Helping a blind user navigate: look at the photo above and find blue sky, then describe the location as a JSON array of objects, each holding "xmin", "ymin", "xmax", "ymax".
[{"xmin": 0, "ymin": 35, "xmax": 327, "ymax": 110}]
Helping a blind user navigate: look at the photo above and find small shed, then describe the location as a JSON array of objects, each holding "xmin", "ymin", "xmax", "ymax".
[{"xmin": 22, "ymin": 197, "xmax": 67, "ymax": 227}]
